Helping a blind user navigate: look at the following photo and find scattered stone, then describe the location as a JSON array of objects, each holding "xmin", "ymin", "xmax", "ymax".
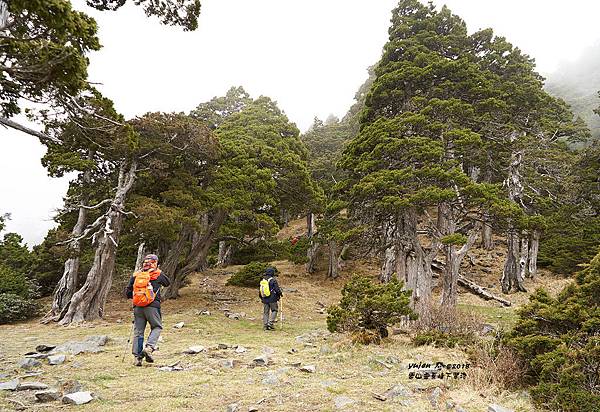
[
  {"xmin": 334, "ymin": 396, "xmax": 355, "ymax": 409},
  {"xmin": 488, "ymin": 404, "xmax": 514, "ymax": 412},
  {"xmin": 225, "ymin": 312, "xmax": 245, "ymax": 320},
  {"xmin": 300, "ymin": 365, "xmax": 316, "ymax": 373},
  {"xmin": 371, "ymin": 357, "xmax": 393, "ymax": 369},
  {"xmin": 429, "ymin": 387, "xmax": 443, "ymax": 408},
  {"xmin": 61, "ymin": 380, "xmax": 83, "ymax": 395},
  {"xmin": 51, "ymin": 335, "xmax": 108, "ymax": 355},
  {"xmin": 17, "ymin": 382, "xmax": 48, "ymax": 391},
  {"xmin": 0, "ymin": 373, "xmax": 7, "ymax": 379},
  {"xmin": 226, "ymin": 403, "xmax": 239, "ymax": 412},
  {"xmin": 173, "ymin": 322, "xmax": 185, "ymax": 329},
  {"xmin": 261, "ymin": 371, "xmax": 279, "ymax": 385},
  {"xmin": 25, "ymin": 353, "xmax": 48, "ymax": 359},
  {"xmin": 218, "ymin": 343, "xmax": 229, "ymax": 350},
  {"xmin": 320, "ymin": 380, "xmax": 336, "ymax": 388},
  {"xmin": 281, "ymin": 287, "xmax": 298, "ymax": 293},
  {"xmin": 456, "ymin": 406, "xmax": 468, "ymax": 412},
  {"xmin": 235, "ymin": 346, "xmax": 247, "ymax": 354},
  {"xmin": 253, "ymin": 354, "xmax": 269, "ymax": 366},
  {"xmin": 19, "ymin": 358, "xmax": 41, "ymax": 369},
  {"xmin": 48, "ymin": 354, "xmax": 67, "ymax": 365},
  {"xmin": 0, "ymin": 379, "xmax": 19, "ymax": 391},
  {"xmin": 158, "ymin": 365, "xmax": 184, "ymax": 372},
  {"xmin": 399, "ymin": 399, "xmax": 413, "ymax": 407},
  {"xmin": 383, "ymin": 383, "xmax": 413, "ymax": 399},
  {"xmin": 248, "ymin": 406, "xmax": 259, "ymax": 412},
  {"xmin": 184, "ymin": 346, "xmax": 206, "ymax": 354},
  {"xmin": 386, "ymin": 355, "xmax": 400, "ymax": 364},
  {"xmin": 62, "ymin": 391, "xmax": 93, "ymax": 405},
  {"xmin": 288, "ymin": 348, "xmax": 298, "ymax": 354},
  {"xmin": 481, "ymin": 324, "xmax": 495, "ymax": 335},
  {"xmin": 35, "ymin": 390, "xmax": 61, "ymax": 402},
  {"xmin": 320, "ymin": 345, "xmax": 331, "ymax": 354},
  {"xmin": 288, "ymin": 362, "xmax": 302, "ymax": 367},
  {"xmin": 372, "ymin": 392, "xmax": 387, "ymax": 401},
  {"xmin": 219, "ymin": 359, "xmax": 235, "ymax": 369},
  {"xmin": 35, "ymin": 344, "xmax": 56, "ymax": 353}
]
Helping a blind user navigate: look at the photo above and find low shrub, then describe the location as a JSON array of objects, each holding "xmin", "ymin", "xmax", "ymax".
[
  {"xmin": 226, "ymin": 261, "xmax": 278, "ymax": 288},
  {"xmin": 327, "ymin": 275, "xmax": 415, "ymax": 343},
  {"xmin": 507, "ymin": 251, "xmax": 600, "ymax": 412},
  {"xmin": 410, "ymin": 304, "xmax": 483, "ymax": 348},
  {"xmin": 0, "ymin": 293, "xmax": 40, "ymax": 324}
]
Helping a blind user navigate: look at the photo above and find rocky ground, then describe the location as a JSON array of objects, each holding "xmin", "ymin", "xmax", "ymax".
[{"xmin": 0, "ymin": 253, "xmax": 569, "ymax": 411}]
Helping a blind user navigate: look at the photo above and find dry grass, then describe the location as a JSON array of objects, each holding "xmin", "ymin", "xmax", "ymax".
[{"xmin": 0, "ymin": 262, "xmax": 538, "ymax": 412}]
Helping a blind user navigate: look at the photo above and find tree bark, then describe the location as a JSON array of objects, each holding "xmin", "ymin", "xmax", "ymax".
[
  {"xmin": 481, "ymin": 220, "xmax": 494, "ymax": 250},
  {"xmin": 519, "ymin": 233, "xmax": 530, "ymax": 279},
  {"xmin": 457, "ymin": 275, "xmax": 512, "ymax": 306},
  {"xmin": 134, "ymin": 242, "xmax": 146, "ymax": 271},
  {"xmin": 44, "ymin": 150, "xmax": 94, "ymax": 322},
  {"xmin": 528, "ymin": 229, "xmax": 540, "ymax": 278},
  {"xmin": 59, "ymin": 159, "xmax": 138, "ymax": 324},
  {"xmin": 216, "ymin": 241, "xmax": 233, "ymax": 267},
  {"xmin": 306, "ymin": 240, "xmax": 319, "ymax": 274},
  {"xmin": 306, "ymin": 212, "xmax": 315, "ymax": 238},
  {"xmin": 501, "ymin": 229, "xmax": 527, "ymax": 294},
  {"xmin": 327, "ymin": 240, "xmax": 339, "ymax": 279},
  {"xmin": 379, "ymin": 217, "xmax": 397, "ymax": 283},
  {"xmin": 162, "ymin": 209, "xmax": 226, "ymax": 299}
]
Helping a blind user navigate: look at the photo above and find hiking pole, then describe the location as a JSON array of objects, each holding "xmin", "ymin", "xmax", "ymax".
[
  {"xmin": 280, "ymin": 297, "xmax": 284, "ymax": 331},
  {"xmin": 122, "ymin": 312, "xmax": 135, "ymax": 363}
]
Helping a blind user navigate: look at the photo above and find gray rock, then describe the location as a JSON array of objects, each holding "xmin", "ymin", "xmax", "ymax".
[
  {"xmin": 17, "ymin": 382, "xmax": 48, "ymax": 391},
  {"xmin": 429, "ymin": 387, "xmax": 443, "ymax": 408},
  {"xmin": 219, "ymin": 359, "xmax": 235, "ymax": 369},
  {"xmin": 51, "ymin": 335, "xmax": 108, "ymax": 355},
  {"xmin": 35, "ymin": 344, "xmax": 56, "ymax": 353},
  {"xmin": 456, "ymin": 407, "xmax": 468, "ymax": 412},
  {"xmin": 281, "ymin": 287, "xmax": 298, "ymax": 293},
  {"xmin": 399, "ymin": 400, "xmax": 413, "ymax": 407},
  {"xmin": 0, "ymin": 379, "xmax": 19, "ymax": 391},
  {"xmin": 300, "ymin": 365, "xmax": 316, "ymax": 373},
  {"xmin": 446, "ymin": 400, "xmax": 456, "ymax": 410},
  {"xmin": 320, "ymin": 380, "xmax": 336, "ymax": 388},
  {"xmin": 383, "ymin": 383, "xmax": 413, "ymax": 399},
  {"xmin": 235, "ymin": 346, "xmax": 247, "ymax": 354},
  {"xmin": 226, "ymin": 312, "xmax": 245, "ymax": 320},
  {"xmin": 481, "ymin": 324, "xmax": 495, "ymax": 335},
  {"xmin": 62, "ymin": 391, "xmax": 93, "ymax": 405},
  {"xmin": 334, "ymin": 396, "xmax": 355, "ymax": 409},
  {"xmin": 226, "ymin": 403, "xmax": 239, "ymax": 412},
  {"xmin": 184, "ymin": 345, "xmax": 206, "ymax": 354},
  {"xmin": 253, "ymin": 354, "xmax": 269, "ymax": 366},
  {"xmin": 385, "ymin": 355, "xmax": 400, "ymax": 364},
  {"xmin": 261, "ymin": 372, "xmax": 279, "ymax": 385},
  {"xmin": 25, "ymin": 353, "xmax": 48, "ymax": 359},
  {"xmin": 488, "ymin": 405, "xmax": 514, "ymax": 412},
  {"xmin": 218, "ymin": 343, "xmax": 229, "ymax": 349},
  {"xmin": 48, "ymin": 354, "xmax": 67, "ymax": 365},
  {"xmin": 35, "ymin": 390, "xmax": 61, "ymax": 402},
  {"xmin": 320, "ymin": 345, "xmax": 332, "ymax": 354},
  {"xmin": 173, "ymin": 322, "xmax": 185, "ymax": 329},
  {"xmin": 247, "ymin": 406, "xmax": 259, "ymax": 412},
  {"xmin": 19, "ymin": 358, "xmax": 41, "ymax": 369}
]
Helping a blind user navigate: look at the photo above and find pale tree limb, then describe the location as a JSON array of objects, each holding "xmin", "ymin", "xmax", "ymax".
[{"xmin": 0, "ymin": 116, "xmax": 62, "ymax": 144}]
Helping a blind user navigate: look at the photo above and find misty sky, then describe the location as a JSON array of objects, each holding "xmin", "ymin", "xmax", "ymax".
[{"xmin": 2, "ymin": 0, "xmax": 600, "ymax": 246}]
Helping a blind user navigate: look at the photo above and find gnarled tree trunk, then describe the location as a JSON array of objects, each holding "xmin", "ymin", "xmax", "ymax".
[
  {"xmin": 162, "ymin": 209, "xmax": 226, "ymax": 299},
  {"xmin": 528, "ymin": 229, "xmax": 540, "ymax": 278},
  {"xmin": 501, "ymin": 229, "xmax": 526, "ymax": 293},
  {"xmin": 305, "ymin": 212, "xmax": 319, "ymax": 274},
  {"xmin": 481, "ymin": 220, "xmax": 494, "ymax": 250},
  {"xmin": 59, "ymin": 159, "xmax": 138, "ymax": 324},
  {"xmin": 45, "ymin": 150, "xmax": 94, "ymax": 322},
  {"xmin": 217, "ymin": 241, "xmax": 233, "ymax": 267},
  {"xmin": 327, "ymin": 240, "xmax": 339, "ymax": 279},
  {"xmin": 519, "ymin": 232, "xmax": 529, "ymax": 279},
  {"xmin": 134, "ymin": 242, "xmax": 146, "ymax": 271}
]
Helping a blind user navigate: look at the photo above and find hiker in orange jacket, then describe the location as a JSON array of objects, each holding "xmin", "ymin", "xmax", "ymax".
[{"xmin": 125, "ymin": 254, "xmax": 170, "ymax": 366}]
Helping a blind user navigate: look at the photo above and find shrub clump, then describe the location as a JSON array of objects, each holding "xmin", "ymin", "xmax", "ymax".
[
  {"xmin": 226, "ymin": 261, "xmax": 278, "ymax": 288},
  {"xmin": 0, "ymin": 263, "xmax": 40, "ymax": 324},
  {"xmin": 411, "ymin": 305, "xmax": 483, "ymax": 348},
  {"xmin": 327, "ymin": 275, "xmax": 415, "ymax": 343},
  {"xmin": 507, "ymin": 251, "xmax": 600, "ymax": 412}
]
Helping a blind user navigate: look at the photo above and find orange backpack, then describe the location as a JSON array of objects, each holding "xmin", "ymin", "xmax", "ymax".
[{"xmin": 132, "ymin": 270, "xmax": 159, "ymax": 307}]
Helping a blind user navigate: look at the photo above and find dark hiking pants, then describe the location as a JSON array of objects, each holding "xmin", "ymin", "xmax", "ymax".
[
  {"xmin": 132, "ymin": 306, "xmax": 162, "ymax": 356},
  {"xmin": 263, "ymin": 302, "xmax": 278, "ymax": 327}
]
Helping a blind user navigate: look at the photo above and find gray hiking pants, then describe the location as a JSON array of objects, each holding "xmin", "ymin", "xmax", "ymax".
[
  {"xmin": 263, "ymin": 302, "xmax": 278, "ymax": 327},
  {"xmin": 132, "ymin": 306, "xmax": 162, "ymax": 356}
]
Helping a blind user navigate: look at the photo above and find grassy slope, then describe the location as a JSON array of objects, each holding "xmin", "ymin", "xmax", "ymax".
[{"xmin": 0, "ymin": 219, "xmax": 572, "ymax": 411}]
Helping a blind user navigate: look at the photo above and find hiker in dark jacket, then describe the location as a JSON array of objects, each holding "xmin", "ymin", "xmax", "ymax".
[
  {"xmin": 125, "ymin": 254, "xmax": 170, "ymax": 366},
  {"xmin": 259, "ymin": 267, "xmax": 282, "ymax": 330}
]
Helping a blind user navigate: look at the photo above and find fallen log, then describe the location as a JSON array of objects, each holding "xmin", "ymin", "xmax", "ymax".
[{"xmin": 457, "ymin": 275, "xmax": 512, "ymax": 307}]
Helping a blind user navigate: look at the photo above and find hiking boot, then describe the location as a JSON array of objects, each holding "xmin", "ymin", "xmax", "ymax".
[
  {"xmin": 141, "ymin": 346, "xmax": 154, "ymax": 363},
  {"xmin": 133, "ymin": 356, "xmax": 143, "ymax": 367}
]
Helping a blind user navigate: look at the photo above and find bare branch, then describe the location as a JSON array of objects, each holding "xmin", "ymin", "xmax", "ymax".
[{"xmin": 0, "ymin": 116, "xmax": 61, "ymax": 144}]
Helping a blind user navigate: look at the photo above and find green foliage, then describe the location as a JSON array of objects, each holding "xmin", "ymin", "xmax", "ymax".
[
  {"xmin": 1, "ymin": 1, "xmax": 100, "ymax": 118},
  {"xmin": 0, "ymin": 263, "xmax": 40, "ymax": 324},
  {"xmin": 230, "ymin": 240, "xmax": 289, "ymax": 265},
  {"xmin": 411, "ymin": 330, "xmax": 467, "ymax": 348},
  {"xmin": 441, "ymin": 233, "xmax": 468, "ymax": 246},
  {"xmin": 226, "ymin": 261, "xmax": 278, "ymax": 288},
  {"xmin": 0, "ymin": 232, "xmax": 33, "ymax": 274},
  {"xmin": 327, "ymin": 275, "xmax": 415, "ymax": 341},
  {"xmin": 508, "ymin": 252, "xmax": 600, "ymax": 411},
  {"xmin": 0, "ymin": 293, "xmax": 40, "ymax": 324},
  {"xmin": 86, "ymin": 0, "xmax": 201, "ymax": 31},
  {"xmin": 289, "ymin": 237, "xmax": 310, "ymax": 264}
]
